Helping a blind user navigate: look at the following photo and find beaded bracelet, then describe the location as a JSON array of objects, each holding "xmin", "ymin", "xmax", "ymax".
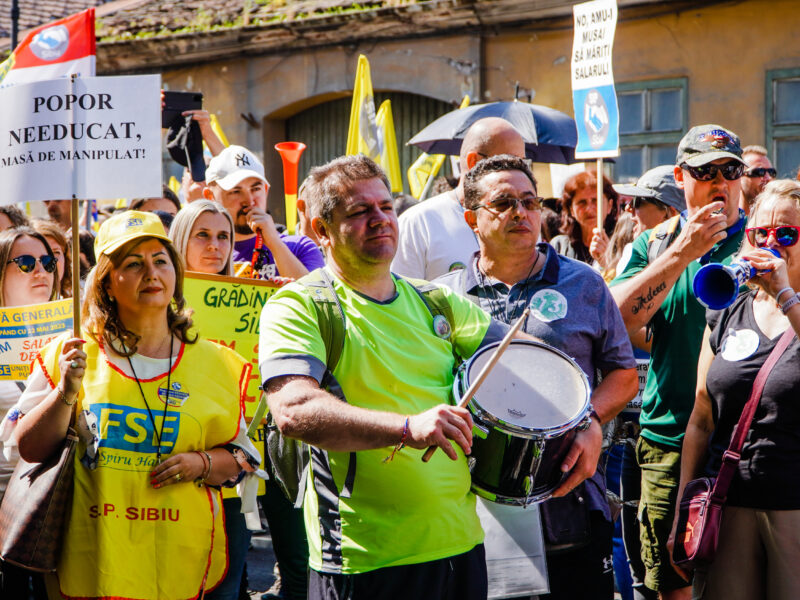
[{"xmin": 383, "ymin": 417, "xmax": 410, "ymax": 463}]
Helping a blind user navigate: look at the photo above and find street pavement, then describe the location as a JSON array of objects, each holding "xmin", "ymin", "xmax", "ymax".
[{"xmin": 245, "ymin": 530, "xmax": 278, "ymax": 599}]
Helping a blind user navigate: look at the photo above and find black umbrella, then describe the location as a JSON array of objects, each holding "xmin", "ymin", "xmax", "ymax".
[{"xmin": 408, "ymin": 101, "xmax": 578, "ymax": 164}]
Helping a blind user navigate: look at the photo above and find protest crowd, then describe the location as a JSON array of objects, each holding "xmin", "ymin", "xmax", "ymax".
[{"xmin": 1, "ymin": 11, "xmax": 800, "ymax": 600}]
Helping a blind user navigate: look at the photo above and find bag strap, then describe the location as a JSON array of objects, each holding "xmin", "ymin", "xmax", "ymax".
[
  {"xmin": 298, "ymin": 268, "xmax": 347, "ymax": 374},
  {"xmin": 712, "ymin": 327, "xmax": 795, "ymax": 500},
  {"xmin": 396, "ymin": 275, "xmax": 460, "ymax": 363}
]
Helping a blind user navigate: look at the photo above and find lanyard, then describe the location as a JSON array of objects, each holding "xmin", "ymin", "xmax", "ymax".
[{"xmin": 125, "ymin": 335, "xmax": 174, "ymax": 464}]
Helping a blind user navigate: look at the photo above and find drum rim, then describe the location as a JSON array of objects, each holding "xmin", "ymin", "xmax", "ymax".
[
  {"xmin": 456, "ymin": 339, "xmax": 591, "ymax": 438},
  {"xmin": 470, "ymin": 480, "xmax": 553, "ymax": 506}
]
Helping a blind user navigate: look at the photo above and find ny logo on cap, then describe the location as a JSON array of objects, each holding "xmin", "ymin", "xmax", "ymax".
[{"xmin": 235, "ymin": 153, "xmax": 251, "ymax": 167}]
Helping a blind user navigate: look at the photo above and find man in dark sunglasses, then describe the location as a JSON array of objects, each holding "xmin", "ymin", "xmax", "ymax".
[
  {"xmin": 739, "ymin": 144, "xmax": 776, "ymax": 216},
  {"xmin": 609, "ymin": 124, "xmax": 747, "ymax": 600}
]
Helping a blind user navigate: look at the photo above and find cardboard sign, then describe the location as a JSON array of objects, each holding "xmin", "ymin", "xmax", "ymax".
[
  {"xmin": 571, "ymin": 0, "xmax": 620, "ymax": 159},
  {"xmin": 0, "ymin": 74, "xmax": 161, "ymax": 204},
  {"xmin": 0, "ymin": 298, "xmax": 73, "ymax": 380},
  {"xmin": 183, "ymin": 272, "xmax": 282, "ymax": 419}
]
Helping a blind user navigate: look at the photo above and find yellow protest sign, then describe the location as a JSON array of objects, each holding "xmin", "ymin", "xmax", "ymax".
[
  {"xmin": 0, "ymin": 299, "xmax": 73, "ymax": 380},
  {"xmin": 183, "ymin": 272, "xmax": 282, "ymax": 419}
]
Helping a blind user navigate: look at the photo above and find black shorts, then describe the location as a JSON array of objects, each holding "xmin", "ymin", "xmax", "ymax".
[{"xmin": 308, "ymin": 544, "xmax": 487, "ymax": 600}]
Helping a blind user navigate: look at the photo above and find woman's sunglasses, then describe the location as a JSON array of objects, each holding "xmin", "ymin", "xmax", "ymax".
[
  {"xmin": 745, "ymin": 225, "xmax": 800, "ymax": 248},
  {"xmin": 680, "ymin": 161, "xmax": 744, "ymax": 181},
  {"xmin": 6, "ymin": 254, "xmax": 58, "ymax": 274}
]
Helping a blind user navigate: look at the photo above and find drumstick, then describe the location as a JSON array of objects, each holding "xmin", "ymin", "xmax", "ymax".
[{"xmin": 422, "ymin": 308, "xmax": 530, "ymax": 463}]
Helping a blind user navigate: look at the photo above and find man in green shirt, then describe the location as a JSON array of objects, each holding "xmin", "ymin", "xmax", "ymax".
[
  {"xmin": 259, "ymin": 155, "xmax": 526, "ymax": 600},
  {"xmin": 610, "ymin": 125, "xmax": 746, "ymax": 600}
]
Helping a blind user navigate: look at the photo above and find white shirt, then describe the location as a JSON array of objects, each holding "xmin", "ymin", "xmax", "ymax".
[{"xmin": 392, "ymin": 190, "xmax": 479, "ymax": 280}]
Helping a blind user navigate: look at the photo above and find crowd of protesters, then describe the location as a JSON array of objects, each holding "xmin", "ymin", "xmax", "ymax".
[{"xmin": 0, "ymin": 106, "xmax": 797, "ymax": 600}]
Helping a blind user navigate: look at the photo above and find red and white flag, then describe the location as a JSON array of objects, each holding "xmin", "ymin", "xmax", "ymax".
[{"xmin": 0, "ymin": 8, "xmax": 95, "ymax": 88}]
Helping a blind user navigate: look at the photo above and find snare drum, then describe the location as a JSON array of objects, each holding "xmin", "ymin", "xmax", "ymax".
[{"xmin": 455, "ymin": 339, "xmax": 591, "ymax": 506}]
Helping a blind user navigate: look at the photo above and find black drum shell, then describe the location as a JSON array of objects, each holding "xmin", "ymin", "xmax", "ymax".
[{"xmin": 468, "ymin": 416, "xmax": 576, "ymax": 504}]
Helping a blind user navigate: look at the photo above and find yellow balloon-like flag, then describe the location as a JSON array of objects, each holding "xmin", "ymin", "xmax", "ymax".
[
  {"xmin": 375, "ymin": 100, "xmax": 402, "ymax": 193},
  {"xmin": 346, "ymin": 55, "xmax": 381, "ymax": 161},
  {"xmin": 407, "ymin": 153, "xmax": 446, "ymax": 199}
]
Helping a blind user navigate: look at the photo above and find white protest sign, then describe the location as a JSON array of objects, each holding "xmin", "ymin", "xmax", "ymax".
[
  {"xmin": 0, "ymin": 75, "xmax": 161, "ymax": 203},
  {"xmin": 571, "ymin": 0, "xmax": 620, "ymax": 159}
]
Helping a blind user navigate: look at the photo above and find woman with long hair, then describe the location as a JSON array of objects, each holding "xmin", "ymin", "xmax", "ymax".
[
  {"xmin": 30, "ymin": 218, "xmax": 72, "ymax": 298},
  {"xmin": 5, "ymin": 211, "xmax": 259, "ymax": 600},
  {"xmin": 551, "ymin": 170, "xmax": 618, "ymax": 269},
  {"xmin": 0, "ymin": 226, "xmax": 58, "ymax": 598},
  {"xmin": 169, "ymin": 199, "xmax": 234, "ymax": 276}
]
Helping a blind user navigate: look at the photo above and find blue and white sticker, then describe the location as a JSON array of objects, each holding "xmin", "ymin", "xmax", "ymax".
[
  {"xmin": 720, "ymin": 328, "xmax": 759, "ymax": 362},
  {"xmin": 529, "ymin": 289, "xmax": 568, "ymax": 322},
  {"xmin": 158, "ymin": 381, "xmax": 190, "ymax": 407}
]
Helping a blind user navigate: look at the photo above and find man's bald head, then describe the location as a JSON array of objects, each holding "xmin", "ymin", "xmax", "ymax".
[{"xmin": 459, "ymin": 117, "xmax": 526, "ymax": 174}]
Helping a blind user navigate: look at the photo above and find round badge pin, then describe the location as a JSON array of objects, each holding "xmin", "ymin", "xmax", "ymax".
[{"xmin": 433, "ymin": 315, "xmax": 452, "ymax": 339}]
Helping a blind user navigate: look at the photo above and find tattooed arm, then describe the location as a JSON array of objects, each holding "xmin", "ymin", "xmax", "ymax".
[{"xmin": 610, "ymin": 202, "xmax": 729, "ymax": 334}]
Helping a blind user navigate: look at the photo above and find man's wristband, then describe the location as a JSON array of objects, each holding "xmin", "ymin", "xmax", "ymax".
[{"xmin": 589, "ymin": 409, "xmax": 601, "ymax": 425}]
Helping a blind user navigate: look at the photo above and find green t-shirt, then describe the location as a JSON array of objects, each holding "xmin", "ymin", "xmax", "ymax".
[
  {"xmin": 259, "ymin": 271, "xmax": 494, "ymax": 574},
  {"xmin": 610, "ymin": 222, "xmax": 744, "ymax": 448}
]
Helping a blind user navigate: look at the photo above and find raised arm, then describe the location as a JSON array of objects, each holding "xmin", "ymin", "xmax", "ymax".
[{"xmin": 610, "ymin": 202, "xmax": 728, "ymax": 334}]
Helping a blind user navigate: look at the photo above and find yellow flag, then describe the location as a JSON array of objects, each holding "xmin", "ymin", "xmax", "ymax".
[
  {"xmin": 407, "ymin": 95, "xmax": 471, "ymax": 198},
  {"xmin": 168, "ymin": 176, "xmax": 181, "ymax": 198},
  {"xmin": 207, "ymin": 114, "xmax": 229, "ymax": 148},
  {"xmin": 375, "ymin": 100, "xmax": 402, "ymax": 193},
  {"xmin": 407, "ymin": 153, "xmax": 446, "ymax": 199},
  {"xmin": 346, "ymin": 55, "xmax": 381, "ymax": 161}
]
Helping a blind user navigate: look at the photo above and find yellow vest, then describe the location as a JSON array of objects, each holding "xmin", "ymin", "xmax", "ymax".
[{"xmin": 37, "ymin": 334, "xmax": 250, "ymax": 600}]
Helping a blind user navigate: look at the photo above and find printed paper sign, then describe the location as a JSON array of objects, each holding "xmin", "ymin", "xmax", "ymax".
[
  {"xmin": 0, "ymin": 299, "xmax": 73, "ymax": 380},
  {"xmin": 571, "ymin": 0, "xmax": 620, "ymax": 159},
  {"xmin": 0, "ymin": 75, "xmax": 161, "ymax": 204}
]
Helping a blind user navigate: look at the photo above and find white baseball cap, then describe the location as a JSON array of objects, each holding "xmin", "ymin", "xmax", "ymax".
[{"xmin": 206, "ymin": 145, "xmax": 269, "ymax": 191}]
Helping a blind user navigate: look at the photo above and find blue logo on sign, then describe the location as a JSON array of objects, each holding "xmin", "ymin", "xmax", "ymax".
[{"xmin": 90, "ymin": 403, "xmax": 180, "ymax": 454}]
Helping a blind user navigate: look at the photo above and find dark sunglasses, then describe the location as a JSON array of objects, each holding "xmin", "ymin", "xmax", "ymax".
[
  {"xmin": 475, "ymin": 195, "xmax": 543, "ymax": 214},
  {"xmin": 6, "ymin": 254, "xmax": 58, "ymax": 274},
  {"xmin": 626, "ymin": 197, "xmax": 665, "ymax": 211},
  {"xmin": 744, "ymin": 167, "xmax": 777, "ymax": 178},
  {"xmin": 745, "ymin": 225, "xmax": 800, "ymax": 248},
  {"xmin": 681, "ymin": 161, "xmax": 744, "ymax": 181}
]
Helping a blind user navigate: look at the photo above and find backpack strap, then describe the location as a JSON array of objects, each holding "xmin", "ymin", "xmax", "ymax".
[
  {"xmin": 646, "ymin": 215, "xmax": 681, "ymax": 266},
  {"xmin": 298, "ymin": 268, "xmax": 347, "ymax": 375},
  {"xmin": 396, "ymin": 275, "xmax": 461, "ymax": 363}
]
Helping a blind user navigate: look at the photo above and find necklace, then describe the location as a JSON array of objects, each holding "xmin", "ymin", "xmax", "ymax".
[
  {"xmin": 124, "ymin": 335, "xmax": 174, "ymax": 464},
  {"xmin": 477, "ymin": 250, "xmax": 542, "ymax": 324}
]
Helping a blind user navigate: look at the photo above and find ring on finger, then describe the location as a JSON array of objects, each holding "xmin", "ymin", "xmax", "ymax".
[
  {"xmin": 175, "ymin": 473, "xmax": 182, "ymax": 482},
  {"xmin": 70, "ymin": 360, "xmax": 80, "ymax": 369}
]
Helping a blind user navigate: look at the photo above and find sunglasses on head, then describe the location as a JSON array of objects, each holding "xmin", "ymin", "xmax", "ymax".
[
  {"xmin": 745, "ymin": 167, "xmax": 777, "ymax": 178},
  {"xmin": 745, "ymin": 225, "xmax": 800, "ymax": 248},
  {"xmin": 681, "ymin": 161, "xmax": 744, "ymax": 181},
  {"xmin": 6, "ymin": 254, "xmax": 58, "ymax": 274},
  {"xmin": 475, "ymin": 195, "xmax": 543, "ymax": 214}
]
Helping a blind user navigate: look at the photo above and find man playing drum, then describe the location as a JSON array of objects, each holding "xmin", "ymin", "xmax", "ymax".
[
  {"xmin": 436, "ymin": 155, "xmax": 638, "ymax": 600},
  {"xmin": 259, "ymin": 155, "xmax": 521, "ymax": 600}
]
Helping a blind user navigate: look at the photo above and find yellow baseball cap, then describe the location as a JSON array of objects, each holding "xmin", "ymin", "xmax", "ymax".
[{"xmin": 94, "ymin": 210, "xmax": 171, "ymax": 257}]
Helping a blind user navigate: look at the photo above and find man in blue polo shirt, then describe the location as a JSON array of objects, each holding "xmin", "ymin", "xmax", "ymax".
[{"xmin": 436, "ymin": 154, "xmax": 638, "ymax": 600}]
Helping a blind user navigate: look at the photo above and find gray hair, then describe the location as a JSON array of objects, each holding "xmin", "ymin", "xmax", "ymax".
[
  {"xmin": 305, "ymin": 155, "xmax": 391, "ymax": 223},
  {"xmin": 169, "ymin": 200, "xmax": 234, "ymax": 276}
]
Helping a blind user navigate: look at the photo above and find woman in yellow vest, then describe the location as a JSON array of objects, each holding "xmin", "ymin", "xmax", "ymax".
[{"xmin": 10, "ymin": 211, "xmax": 260, "ymax": 600}]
